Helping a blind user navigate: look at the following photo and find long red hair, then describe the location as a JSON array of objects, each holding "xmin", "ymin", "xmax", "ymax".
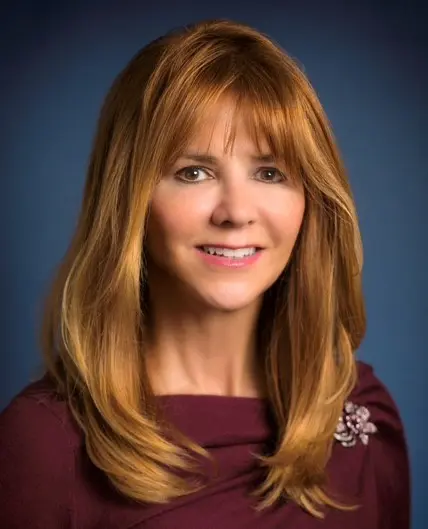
[{"xmin": 41, "ymin": 19, "xmax": 364, "ymax": 517}]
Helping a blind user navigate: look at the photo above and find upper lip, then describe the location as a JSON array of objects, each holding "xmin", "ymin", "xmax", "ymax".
[{"xmin": 198, "ymin": 244, "xmax": 263, "ymax": 249}]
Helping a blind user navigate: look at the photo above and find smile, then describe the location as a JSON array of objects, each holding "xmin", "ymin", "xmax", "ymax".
[
  {"xmin": 196, "ymin": 246, "xmax": 263, "ymax": 268},
  {"xmin": 202, "ymin": 246, "xmax": 258, "ymax": 258}
]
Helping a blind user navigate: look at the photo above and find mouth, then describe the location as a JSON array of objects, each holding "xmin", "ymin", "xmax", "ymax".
[{"xmin": 196, "ymin": 246, "xmax": 263, "ymax": 259}]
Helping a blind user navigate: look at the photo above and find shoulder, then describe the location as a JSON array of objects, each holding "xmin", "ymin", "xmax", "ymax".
[
  {"xmin": 0, "ymin": 375, "xmax": 83, "ymax": 528},
  {"xmin": 329, "ymin": 361, "xmax": 411, "ymax": 528},
  {"xmin": 344, "ymin": 361, "xmax": 406, "ymax": 439},
  {"xmin": 0, "ymin": 374, "xmax": 83, "ymax": 449}
]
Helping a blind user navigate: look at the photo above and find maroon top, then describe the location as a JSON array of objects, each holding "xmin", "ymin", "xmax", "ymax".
[{"xmin": 0, "ymin": 361, "xmax": 410, "ymax": 528}]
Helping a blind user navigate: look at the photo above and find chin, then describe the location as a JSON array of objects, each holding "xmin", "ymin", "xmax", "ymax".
[{"xmin": 193, "ymin": 282, "xmax": 266, "ymax": 313}]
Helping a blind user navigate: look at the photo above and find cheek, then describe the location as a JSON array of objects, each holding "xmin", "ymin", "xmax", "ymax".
[
  {"xmin": 145, "ymin": 187, "xmax": 212, "ymax": 253},
  {"xmin": 266, "ymin": 192, "xmax": 306, "ymax": 247}
]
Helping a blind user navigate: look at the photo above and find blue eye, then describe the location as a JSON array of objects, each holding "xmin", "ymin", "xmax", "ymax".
[
  {"xmin": 175, "ymin": 166, "xmax": 211, "ymax": 183},
  {"xmin": 256, "ymin": 167, "xmax": 286, "ymax": 183}
]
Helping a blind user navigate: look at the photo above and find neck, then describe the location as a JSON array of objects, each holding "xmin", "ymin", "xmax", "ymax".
[{"xmin": 145, "ymin": 288, "xmax": 265, "ymax": 398}]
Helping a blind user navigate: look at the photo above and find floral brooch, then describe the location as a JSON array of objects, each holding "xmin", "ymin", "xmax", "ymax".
[{"xmin": 334, "ymin": 401, "xmax": 377, "ymax": 447}]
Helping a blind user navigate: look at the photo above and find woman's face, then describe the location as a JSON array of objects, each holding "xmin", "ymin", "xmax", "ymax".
[{"xmin": 145, "ymin": 98, "xmax": 306, "ymax": 312}]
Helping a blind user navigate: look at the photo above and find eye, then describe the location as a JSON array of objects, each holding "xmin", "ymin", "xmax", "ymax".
[
  {"xmin": 175, "ymin": 166, "xmax": 212, "ymax": 183},
  {"xmin": 255, "ymin": 167, "xmax": 286, "ymax": 183}
]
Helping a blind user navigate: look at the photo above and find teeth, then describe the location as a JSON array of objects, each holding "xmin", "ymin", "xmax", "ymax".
[{"xmin": 202, "ymin": 247, "xmax": 257, "ymax": 258}]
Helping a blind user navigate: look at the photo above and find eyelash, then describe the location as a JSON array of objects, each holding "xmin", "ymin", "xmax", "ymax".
[{"xmin": 174, "ymin": 166, "xmax": 287, "ymax": 184}]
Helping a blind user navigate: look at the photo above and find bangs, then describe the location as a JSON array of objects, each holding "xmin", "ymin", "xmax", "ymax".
[
  {"xmin": 146, "ymin": 57, "xmax": 306, "ymax": 186},
  {"xmin": 219, "ymin": 89, "xmax": 303, "ymax": 185}
]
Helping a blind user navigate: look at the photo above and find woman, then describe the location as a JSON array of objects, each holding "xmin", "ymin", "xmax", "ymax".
[{"xmin": 0, "ymin": 19, "xmax": 410, "ymax": 528}]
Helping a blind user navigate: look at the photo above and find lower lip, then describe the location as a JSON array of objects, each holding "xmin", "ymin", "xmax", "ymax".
[{"xmin": 196, "ymin": 248, "xmax": 262, "ymax": 268}]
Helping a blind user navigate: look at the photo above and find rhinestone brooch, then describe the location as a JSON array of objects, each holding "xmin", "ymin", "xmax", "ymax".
[{"xmin": 334, "ymin": 401, "xmax": 378, "ymax": 447}]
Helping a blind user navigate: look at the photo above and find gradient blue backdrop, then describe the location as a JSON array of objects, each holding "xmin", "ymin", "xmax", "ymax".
[{"xmin": 1, "ymin": 1, "xmax": 426, "ymax": 527}]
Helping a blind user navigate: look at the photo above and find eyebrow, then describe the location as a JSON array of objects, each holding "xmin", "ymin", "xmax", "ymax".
[{"xmin": 179, "ymin": 152, "xmax": 276, "ymax": 165}]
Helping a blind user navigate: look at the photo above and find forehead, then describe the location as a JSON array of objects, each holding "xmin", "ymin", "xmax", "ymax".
[{"xmin": 183, "ymin": 96, "xmax": 271, "ymax": 156}]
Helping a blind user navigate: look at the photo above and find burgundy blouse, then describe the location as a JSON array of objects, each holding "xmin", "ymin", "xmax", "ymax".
[{"xmin": 0, "ymin": 361, "xmax": 410, "ymax": 528}]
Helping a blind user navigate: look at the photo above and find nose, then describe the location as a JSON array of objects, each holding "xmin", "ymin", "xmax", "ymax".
[{"xmin": 210, "ymin": 179, "xmax": 257, "ymax": 228}]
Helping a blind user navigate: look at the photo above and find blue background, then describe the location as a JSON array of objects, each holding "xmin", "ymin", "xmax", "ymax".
[{"xmin": 1, "ymin": 1, "xmax": 426, "ymax": 526}]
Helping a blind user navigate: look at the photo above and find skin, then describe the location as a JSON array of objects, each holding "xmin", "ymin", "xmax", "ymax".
[{"xmin": 144, "ymin": 97, "xmax": 305, "ymax": 397}]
